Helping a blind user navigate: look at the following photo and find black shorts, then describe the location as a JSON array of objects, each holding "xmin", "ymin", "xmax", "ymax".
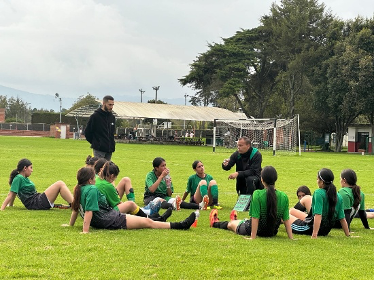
[
  {"xmin": 291, "ymin": 219, "xmax": 313, "ymax": 235},
  {"xmin": 236, "ymin": 219, "xmax": 252, "ymax": 236},
  {"xmin": 91, "ymin": 211, "xmax": 127, "ymax": 230},
  {"xmin": 23, "ymin": 192, "xmax": 52, "ymax": 210}
]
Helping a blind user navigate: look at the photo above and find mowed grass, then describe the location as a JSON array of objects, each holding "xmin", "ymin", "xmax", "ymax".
[{"xmin": 0, "ymin": 136, "xmax": 373, "ymax": 280}]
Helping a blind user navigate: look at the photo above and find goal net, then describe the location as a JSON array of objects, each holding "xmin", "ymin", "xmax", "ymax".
[{"xmin": 213, "ymin": 115, "xmax": 300, "ymax": 155}]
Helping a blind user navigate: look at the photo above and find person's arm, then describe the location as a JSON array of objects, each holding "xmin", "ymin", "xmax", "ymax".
[
  {"xmin": 82, "ymin": 211, "xmax": 93, "ymax": 233},
  {"xmin": 84, "ymin": 115, "xmax": 95, "ymax": 143},
  {"xmin": 339, "ymin": 218, "xmax": 351, "ymax": 237},
  {"xmin": 181, "ymin": 191, "xmax": 189, "ymax": 202},
  {"xmin": 358, "ymin": 210, "xmax": 370, "ymax": 229},
  {"xmin": 222, "ymin": 153, "xmax": 236, "ymax": 171},
  {"xmin": 250, "ymin": 218, "xmax": 259, "ymax": 239},
  {"xmin": 1, "ymin": 192, "xmax": 17, "ymax": 210},
  {"xmin": 69, "ymin": 210, "xmax": 79, "ymax": 226},
  {"xmin": 311, "ymin": 214, "xmax": 322, "ymax": 238},
  {"xmin": 283, "ymin": 219, "xmax": 294, "ymax": 239},
  {"xmin": 147, "ymin": 170, "xmax": 169, "ymax": 193}
]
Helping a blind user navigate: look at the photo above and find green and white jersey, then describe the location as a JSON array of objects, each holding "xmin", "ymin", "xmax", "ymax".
[
  {"xmin": 310, "ymin": 188, "xmax": 345, "ymax": 231},
  {"xmin": 95, "ymin": 177, "xmax": 121, "ymax": 211},
  {"xmin": 249, "ymin": 188, "xmax": 289, "ymax": 237},
  {"xmin": 10, "ymin": 174, "xmax": 38, "ymax": 206},
  {"xmin": 338, "ymin": 187, "xmax": 365, "ymax": 211},
  {"xmin": 80, "ymin": 184, "xmax": 121, "ymax": 229},
  {"xmin": 185, "ymin": 174, "xmax": 214, "ymax": 196},
  {"xmin": 144, "ymin": 171, "xmax": 174, "ymax": 198}
]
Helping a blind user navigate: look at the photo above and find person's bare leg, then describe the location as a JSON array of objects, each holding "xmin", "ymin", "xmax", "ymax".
[
  {"xmin": 117, "ymin": 201, "xmax": 138, "ymax": 214},
  {"xmin": 227, "ymin": 220, "xmax": 241, "ymax": 233},
  {"xmin": 289, "ymin": 208, "xmax": 308, "ymax": 220},
  {"xmin": 125, "ymin": 214, "xmax": 170, "ymax": 229},
  {"xmin": 193, "ymin": 180, "xmax": 207, "ymax": 203},
  {"xmin": 44, "ymin": 181, "xmax": 73, "ymax": 204},
  {"xmin": 116, "ymin": 177, "xmax": 133, "ymax": 200}
]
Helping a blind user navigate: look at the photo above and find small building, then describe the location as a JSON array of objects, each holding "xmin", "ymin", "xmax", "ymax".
[{"xmin": 347, "ymin": 124, "xmax": 373, "ymax": 153}]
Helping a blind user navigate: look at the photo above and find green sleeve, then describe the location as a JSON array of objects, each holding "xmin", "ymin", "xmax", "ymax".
[
  {"xmin": 85, "ymin": 188, "xmax": 99, "ymax": 211},
  {"xmin": 102, "ymin": 182, "xmax": 121, "ymax": 208},
  {"xmin": 336, "ymin": 194, "xmax": 345, "ymax": 220},
  {"xmin": 312, "ymin": 190, "xmax": 324, "ymax": 215},
  {"xmin": 249, "ymin": 190, "xmax": 261, "ymax": 218},
  {"xmin": 10, "ymin": 175, "xmax": 21, "ymax": 193},
  {"xmin": 282, "ymin": 193, "xmax": 290, "ymax": 221},
  {"xmin": 145, "ymin": 172, "xmax": 156, "ymax": 190},
  {"xmin": 338, "ymin": 189, "xmax": 351, "ymax": 210}
]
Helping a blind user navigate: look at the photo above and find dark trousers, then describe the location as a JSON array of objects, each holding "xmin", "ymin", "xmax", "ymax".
[{"xmin": 237, "ymin": 176, "xmax": 262, "ymax": 195}]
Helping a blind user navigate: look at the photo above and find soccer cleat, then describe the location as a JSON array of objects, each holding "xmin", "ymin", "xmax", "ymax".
[
  {"xmin": 199, "ymin": 195, "xmax": 209, "ymax": 210},
  {"xmin": 179, "ymin": 212, "xmax": 196, "ymax": 230},
  {"xmin": 213, "ymin": 204, "xmax": 222, "ymax": 210},
  {"xmin": 230, "ymin": 210, "xmax": 238, "ymax": 221},
  {"xmin": 149, "ymin": 200, "xmax": 162, "ymax": 216},
  {"xmin": 209, "ymin": 209, "xmax": 219, "ymax": 227},
  {"xmin": 173, "ymin": 195, "xmax": 182, "ymax": 211}
]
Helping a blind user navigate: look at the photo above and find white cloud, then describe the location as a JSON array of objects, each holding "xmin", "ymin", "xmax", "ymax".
[{"xmin": 0, "ymin": 0, "xmax": 373, "ymax": 105}]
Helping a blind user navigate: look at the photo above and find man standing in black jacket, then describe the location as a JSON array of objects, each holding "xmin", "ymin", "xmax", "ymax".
[
  {"xmin": 84, "ymin": 95, "xmax": 116, "ymax": 160},
  {"xmin": 222, "ymin": 136, "xmax": 262, "ymax": 196}
]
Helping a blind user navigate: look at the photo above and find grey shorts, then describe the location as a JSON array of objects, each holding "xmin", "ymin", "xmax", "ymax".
[{"xmin": 236, "ymin": 219, "xmax": 252, "ymax": 236}]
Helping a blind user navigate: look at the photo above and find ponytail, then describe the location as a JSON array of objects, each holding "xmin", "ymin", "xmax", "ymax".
[
  {"xmin": 100, "ymin": 161, "xmax": 120, "ymax": 181},
  {"xmin": 341, "ymin": 169, "xmax": 361, "ymax": 209},
  {"xmin": 319, "ymin": 168, "xmax": 337, "ymax": 221},
  {"xmin": 261, "ymin": 166, "xmax": 278, "ymax": 225},
  {"xmin": 72, "ymin": 167, "xmax": 95, "ymax": 212}
]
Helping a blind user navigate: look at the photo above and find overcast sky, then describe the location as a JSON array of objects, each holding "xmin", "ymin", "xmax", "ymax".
[{"xmin": 0, "ymin": 0, "xmax": 373, "ymax": 107}]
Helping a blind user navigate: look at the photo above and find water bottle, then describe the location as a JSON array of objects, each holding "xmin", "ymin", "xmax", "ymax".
[{"xmin": 164, "ymin": 174, "xmax": 171, "ymax": 188}]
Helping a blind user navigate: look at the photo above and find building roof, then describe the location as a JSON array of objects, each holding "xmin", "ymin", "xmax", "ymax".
[{"xmin": 67, "ymin": 101, "xmax": 247, "ymax": 121}]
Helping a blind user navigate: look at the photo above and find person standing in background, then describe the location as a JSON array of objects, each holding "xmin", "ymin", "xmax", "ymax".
[{"xmin": 85, "ymin": 95, "xmax": 116, "ymax": 161}]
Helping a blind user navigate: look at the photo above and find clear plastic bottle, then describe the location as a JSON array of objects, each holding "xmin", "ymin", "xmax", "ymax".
[{"xmin": 164, "ymin": 174, "xmax": 171, "ymax": 188}]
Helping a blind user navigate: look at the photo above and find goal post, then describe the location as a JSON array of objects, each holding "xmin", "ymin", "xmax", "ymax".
[{"xmin": 213, "ymin": 115, "xmax": 301, "ymax": 156}]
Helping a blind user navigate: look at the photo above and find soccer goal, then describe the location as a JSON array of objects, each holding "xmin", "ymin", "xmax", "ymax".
[{"xmin": 212, "ymin": 115, "xmax": 301, "ymax": 155}]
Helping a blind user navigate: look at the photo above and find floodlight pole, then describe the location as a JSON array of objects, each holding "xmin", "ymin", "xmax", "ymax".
[
  {"xmin": 152, "ymin": 86, "xmax": 160, "ymax": 103},
  {"xmin": 139, "ymin": 89, "xmax": 145, "ymax": 103},
  {"xmin": 184, "ymin": 94, "xmax": 189, "ymax": 129},
  {"xmin": 55, "ymin": 93, "xmax": 62, "ymax": 123}
]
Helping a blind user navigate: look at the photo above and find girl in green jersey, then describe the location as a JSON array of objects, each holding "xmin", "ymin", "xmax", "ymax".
[
  {"xmin": 1, "ymin": 158, "xmax": 73, "ymax": 210},
  {"xmin": 209, "ymin": 166, "xmax": 293, "ymax": 239},
  {"xmin": 67, "ymin": 167, "xmax": 196, "ymax": 233}
]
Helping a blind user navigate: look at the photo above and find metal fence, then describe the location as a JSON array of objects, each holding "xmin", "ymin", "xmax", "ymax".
[{"xmin": 0, "ymin": 123, "xmax": 50, "ymax": 131}]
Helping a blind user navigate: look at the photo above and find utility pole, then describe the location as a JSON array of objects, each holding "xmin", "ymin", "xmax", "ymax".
[
  {"xmin": 139, "ymin": 89, "xmax": 145, "ymax": 103},
  {"xmin": 152, "ymin": 86, "xmax": 160, "ymax": 103}
]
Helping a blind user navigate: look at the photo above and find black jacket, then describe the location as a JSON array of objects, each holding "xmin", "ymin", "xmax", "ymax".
[
  {"xmin": 222, "ymin": 147, "xmax": 262, "ymax": 190},
  {"xmin": 84, "ymin": 108, "xmax": 116, "ymax": 153}
]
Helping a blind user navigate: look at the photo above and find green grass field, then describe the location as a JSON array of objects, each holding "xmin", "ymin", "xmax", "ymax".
[{"xmin": 0, "ymin": 136, "xmax": 373, "ymax": 280}]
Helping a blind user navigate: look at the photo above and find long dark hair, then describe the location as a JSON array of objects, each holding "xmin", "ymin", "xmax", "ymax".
[
  {"xmin": 85, "ymin": 155, "xmax": 99, "ymax": 166},
  {"xmin": 318, "ymin": 168, "xmax": 337, "ymax": 221},
  {"xmin": 296, "ymin": 185, "xmax": 311, "ymax": 196},
  {"xmin": 100, "ymin": 161, "xmax": 120, "ymax": 181},
  {"xmin": 153, "ymin": 157, "xmax": 165, "ymax": 169},
  {"xmin": 192, "ymin": 160, "xmax": 202, "ymax": 169},
  {"xmin": 9, "ymin": 158, "xmax": 32, "ymax": 185},
  {"xmin": 341, "ymin": 169, "xmax": 361, "ymax": 209},
  {"xmin": 94, "ymin": 158, "xmax": 107, "ymax": 174},
  {"xmin": 72, "ymin": 167, "xmax": 95, "ymax": 212},
  {"xmin": 261, "ymin": 166, "xmax": 278, "ymax": 225}
]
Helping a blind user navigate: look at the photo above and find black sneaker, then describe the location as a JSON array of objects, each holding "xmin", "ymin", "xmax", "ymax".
[{"xmin": 179, "ymin": 212, "xmax": 196, "ymax": 230}]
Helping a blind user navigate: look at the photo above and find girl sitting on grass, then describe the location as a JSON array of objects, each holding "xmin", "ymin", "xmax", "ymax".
[
  {"xmin": 289, "ymin": 168, "xmax": 350, "ymax": 238},
  {"xmin": 1, "ymin": 158, "xmax": 73, "ymax": 210},
  {"xmin": 209, "ymin": 166, "xmax": 293, "ymax": 240},
  {"xmin": 67, "ymin": 167, "xmax": 196, "ymax": 233}
]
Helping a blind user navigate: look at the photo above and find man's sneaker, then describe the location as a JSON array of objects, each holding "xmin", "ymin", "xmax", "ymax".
[
  {"xmin": 199, "ymin": 195, "xmax": 209, "ymax": 210},
  {"xmin": 173, "ymin": 195, "xmax": 182, "ymax": 211},
  {"xmin": 209, "ymin": 209, "xmax": 219, "ymax": 227},
  {"xmin": 149, "ymin": 200, "xmax": 161, "ymax": 216},
  {"xmin": 230, "ymin": 210, "xmax": 238, "ymax": 221}
]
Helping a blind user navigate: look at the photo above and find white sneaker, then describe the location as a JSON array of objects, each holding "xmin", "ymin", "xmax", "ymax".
[{"xmin": 199, "ymin": 195, "xmax": 209, "ymax": 210}]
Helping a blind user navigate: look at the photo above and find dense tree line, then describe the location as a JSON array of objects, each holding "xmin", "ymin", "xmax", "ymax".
[{"xmin": 179, "ymin": 0, "xmax": 373, "ymax": 151}]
